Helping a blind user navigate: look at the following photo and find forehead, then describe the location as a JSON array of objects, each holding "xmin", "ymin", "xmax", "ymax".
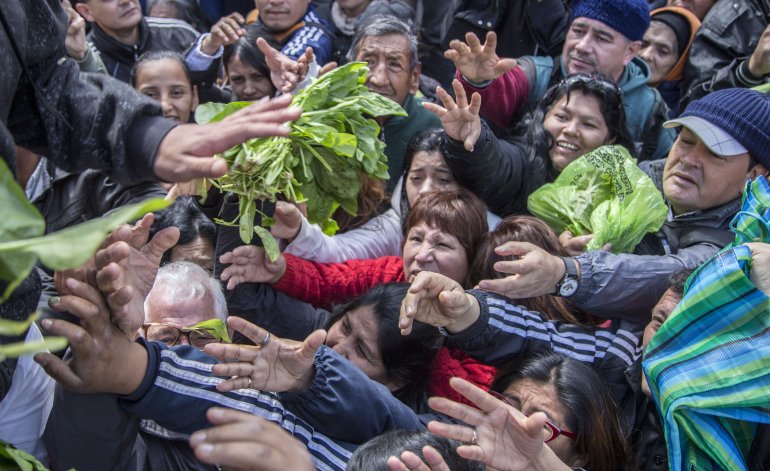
[
  {"xmin": 550, "ymin": 91, "xmax": 603, "ymax": 113},
  {"xmin": 653, "ymin": 289, "xmax": 682, "ymax": 319},
  {"xmin": 357, "ymin": 34, "xmax": 412, "ymax": 61},
  {"xmin": 136, "ymin": 58, "xmax": 189, "ymax": 85},
  {"xmin": 646, "ymin": 21, "xmax": 678, "ymax": 45},
  {"xmin": 571, "ymin": 17, "xmax": 621, "ymax": 38},
  {"xmin": 503, "ymin": 379, "xmax": 567, "ymax": 419},
  {"xmin": 409, "ymin": 151, "xmax": 449, "ymax": 170},
  {"xmin": 345, "ymin": 305, "xmax": 379, "ymax": 340}
]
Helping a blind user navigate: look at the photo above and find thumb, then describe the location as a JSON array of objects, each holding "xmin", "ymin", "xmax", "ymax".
[
  {"xmin": 301, "ymin": 330, "xmax": 326, "ymax": 360},
  {"xmin": 181, "ymin": 156, "xmax": 229, "ymax": 180},
  {"xmin": 493, "ymin": 58, "xmax": 518, "ymax": 77},
  {"xmin": 524, "ymin": 411, "xmax": 549, "ymax": 439},
  {"xmin": 438, "ymin": 289, "xmax": 467, "ymax": 311},
  {"xmin": 256, "ymin": 37, "xmax": 279, "ymax": 66},
  {"xmin": 146, "ymin": 226, "xmax": 180, "ymax": 260}
]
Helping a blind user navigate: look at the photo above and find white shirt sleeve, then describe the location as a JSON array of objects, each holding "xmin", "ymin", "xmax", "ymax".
[
  {"xmin": 185, "ymin": 33, "xmax": 223, "ymax": 72},
  {"xmin": 284, "ymin": 208, "xmax": 403, "ymax": 263}
]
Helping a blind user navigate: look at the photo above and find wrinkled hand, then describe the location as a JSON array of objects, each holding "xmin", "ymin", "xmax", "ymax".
[
  {"xmin": 558, "ymin": 231, "xmax": 593, "ymax": 256},
  {"xmin": 201, "ymin": 12, "xmax": 245, "ymax": 55},
  {"xmin": 748, "ymin": 23, "xmax": 770, "ymax": 78},
  {"xmin": 258, "ymin": 37, "xmax": 312, "ymax": 93},
  {"xmin": 205, "ymin": 317, "xmax": 325, "ymax": 393},
  {"xmin": 747, "ymin": 243, "xmax": 770, "ymax": 295},
  {"xmin": 400, "ymin": 272, "xmax": 479, "ymax": 335},
  {"xmin": 477, "ymin": 242, "xmax": 565, "ymax": 299},
  {"xmin": 153, "ymin": 94, "xmax": 301, "ymax": 183},
  {"xmin": 387, "ymin": 446, "xmax": 452, "ymax": 471},
  {"xmin": 270, "ymin": 201, "xmax": 303, "ymax": 241},
  {"xmin": 62, "ymin": 0, "xmax": 87, "ymax": 60},
  {"xmin": 219, "ymin": 245, "xmax": 287, "ymax": 289},
  {"xmin": 428, "ymin": 378, "xmax": 563, "ymax": 471},
  {"xmin": 34, "ymin": 277, "xmax": 147, "ymax": 395},
  {"xmin": 190, "ymin": 407, "xmax": 315, "ymax": 471},
  {"xmin": 445, "ymin": 31, "xmax": 518, "ymax": 83},
  {"xmin": 94, "ymin": 224, "xmax": 180, "ymax": 337},
  {"xmin": 424, "ymin": 79, "xmax": 481, "ymax": 151}
]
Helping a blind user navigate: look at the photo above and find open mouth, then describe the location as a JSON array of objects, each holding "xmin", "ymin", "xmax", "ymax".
[{"xmin": 556, "ymin": 141, "xmax": 579, "ymax": 152}]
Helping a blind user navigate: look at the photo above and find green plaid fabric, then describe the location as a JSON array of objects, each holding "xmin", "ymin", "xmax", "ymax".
[{"xmin": 643, "ymin": 176, "xmax": 770, "ymax": 471}]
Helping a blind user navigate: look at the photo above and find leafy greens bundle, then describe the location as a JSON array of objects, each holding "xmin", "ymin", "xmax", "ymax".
[{"xmin": 195, "ymin": 62, "xmax": 406, "ymax": 260}]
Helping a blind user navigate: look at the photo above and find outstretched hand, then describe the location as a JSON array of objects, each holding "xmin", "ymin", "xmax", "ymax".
[
  {"xmin": 423, "ymin": 79, "xmax": 481, "ymax": 151},
  {"xmin": 94, "ymin": 223, "xmax": 180, "ymax": 337},
  {"xmin": 399, "ymin": 272, "xmax": 480, "ymax": 335},
  {"xmin": 153, "ymin": 94, "xmax": 301, "ymax": 182},
  {"xmin": 219, "ymin": 245, "xmax": 287, "ymax": 289},
  {"xmin": 427, "ymin": 378, "xmax": 568, "ymax": 471},
  {"xmin": 258, "ymin": 38, "xmax": 312, "ymax": 93},
  {"xmin": 201, "ymin": 12, "xmax": 246, "ymax": 55},
  {"xmin": 190, "ymin": 407, "xmax": 315, "ymax": 471},
  {"xmin": 35, "ymin": 276, "xmax": 147, "ymax": 395},
  {"xmin": 444, "ymin": 31, "xmax": 518, "ymax": 83},
  {"xmin": 476, "ymin": 242, "xmax": 565, "ymax": 299},
  {"xmin": 205, "ymin": 316, "xmax": 325, "ymax": 393}
]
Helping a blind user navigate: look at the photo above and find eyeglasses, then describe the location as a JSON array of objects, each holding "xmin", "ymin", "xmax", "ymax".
[
  {"xmin": 488, "ymin": 390, "xmax": 577, "ymax": 443},
  {"xmin": 142, "ymin": 322, "xmax": 219, "ymax": 348}
]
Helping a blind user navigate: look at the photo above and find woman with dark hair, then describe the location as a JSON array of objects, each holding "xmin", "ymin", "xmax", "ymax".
[
  {"xmin": 272, "ymin": 128, "xmax": 501, "ymax": 263},
  {"xmin": 488, "ymin": 353, "xmax": 630, "ymax": 470},
  {"xmin": 221, "ymin": 24, "xmax": 278, "ymax": 101},
  {"xmin": 427, "ymin": 74, "xmax": 634, "ymax": 217},
  {"xmin": 470, "ymin": 215, "xmax": 591, "ymax": 325}
]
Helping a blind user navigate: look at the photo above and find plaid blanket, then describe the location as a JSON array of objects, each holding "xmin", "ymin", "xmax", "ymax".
[{"xmin": 642, "ymin": 176, "xmax": 770, "ymax": 471}]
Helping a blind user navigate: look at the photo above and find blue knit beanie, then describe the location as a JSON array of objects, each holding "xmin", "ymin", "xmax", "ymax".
[
  {"xmin": 571, "ymin": 0, "xmax": 650, "ymax": 42},
  {"xmin": 676, "ymin": 88, "xmax": 770, "ymax": 167}
]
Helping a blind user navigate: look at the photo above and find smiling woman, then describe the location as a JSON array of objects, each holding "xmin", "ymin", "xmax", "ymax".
[{"xmin": 131, "ymin": 51, "xmax": 198, "ymax": 123}]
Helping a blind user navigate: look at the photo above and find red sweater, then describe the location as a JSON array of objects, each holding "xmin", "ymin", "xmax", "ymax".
[{"xmin": 273, "ymin": 254, "xmax": 497, "ymax": 404}]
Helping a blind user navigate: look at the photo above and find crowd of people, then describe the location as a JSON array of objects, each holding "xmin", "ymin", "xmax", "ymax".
[{"xmin": 1, "ymin": 0, "xmax": 770, "ymax": 469}]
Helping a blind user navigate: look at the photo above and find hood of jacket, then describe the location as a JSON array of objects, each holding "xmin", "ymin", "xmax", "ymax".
[
  {"xmin": 650, "ymin": 6, "xmax": 701, "ymax": 82},
  {"xmin": 618, "ymin": 56, "xmax": 654, "ymax": 96}
]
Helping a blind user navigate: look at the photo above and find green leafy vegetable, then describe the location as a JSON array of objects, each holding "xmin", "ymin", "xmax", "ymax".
[
  {"xmin": 0, "ymin": 311, "xmax": 41, "ymax": 335},
  {"xmin": 527, "ymin": 145, "xmax": 668, "ymax": 253},
  {"xmin": 195, "ymin": 62, "xmax": 406, "ymax": 260},
  {"xmin": 0, "ymin": 440, "xmax": 52, "ymax": 471},
  {"xmin": 188, "ymin": 318, "xmax": 231, "ymax": 343}
]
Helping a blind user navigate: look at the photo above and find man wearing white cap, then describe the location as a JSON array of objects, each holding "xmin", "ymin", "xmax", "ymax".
[{"xmin": 473, "ymin": 88, "xmax": 770, "ymax": 322}]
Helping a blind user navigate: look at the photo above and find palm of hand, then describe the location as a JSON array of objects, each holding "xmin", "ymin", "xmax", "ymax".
[
  {"xmin": 457, "ymin": 52, "xmax": 501, "ymax": 83},
  {"xmin": 479, "ymin": 408, "xmax": 543, "ymax": 471},
  {"xmin": 253, "ymin": 340, "xmax": 314, "ymax": 392},
  {"xmin": 440, "ymin": 106, "xmax": 479, "ymax": 144}
]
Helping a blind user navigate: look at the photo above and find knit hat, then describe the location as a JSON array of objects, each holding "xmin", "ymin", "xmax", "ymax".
[
  {"xmin": 664, "ymin": 88, "xmax": 770, "ymax": 167},
  {"xmin": 571, "ymin": 0, "xmax": 650, "ymax": 42}
]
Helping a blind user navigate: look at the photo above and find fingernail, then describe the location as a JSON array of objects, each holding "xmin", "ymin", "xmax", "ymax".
[
  {"xmin": 42, "ymin": 319, "xmax": 53, "ymax": 329},
  {"xmin": 65, "ymin": 278, "xmax": 79, "ymax": 290},
  {"xmin": 190, "ymin": 431, "xmax": 206, "ymax": 446},
  {"xmin": 34, "ymin": 354, "xmax": 47, "ymax": 367},
  {"xmin": 208, "ymin": 407, "xmax": 224, "ymax": 419},
  {"xmin": 197, "ymin": 444, "xmax": 213, "ymax": 456},
  {"xmin": 48, "ymin": 296, "xmax": 60, "ymax": 306}
]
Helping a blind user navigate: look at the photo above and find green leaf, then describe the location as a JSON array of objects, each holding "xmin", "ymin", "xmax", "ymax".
[
  {"xmin": 753, "ymin": 82, "xmax": 770, "ymax": 94},
  {"xmin": 254, "ymin": 226, "xmax": 280, "ymax": 263},
  {"xmin": 239, "ymin": 198, "xmax": 255, "ymax": 244},
  {"xmin": 0, "ymin": 198, "xmax": 171, "ymax": 301},
  {"xmin": 0, "ymin": 311, "xmax": 40, "ymax": 335},
  {"xmin": 0, "ymin": 337, "xmax": 68, "ymax": 362},
  {"xmin": 0, "ymin": 440, "xmax": 51, "ymax": 471},
  {"xmin": 188, "ymin": 319, "xmax": 231, "ymax": 343},
  {"xmin": 194, "ymin": 101, "xmax": 253, "ymax": 124}
]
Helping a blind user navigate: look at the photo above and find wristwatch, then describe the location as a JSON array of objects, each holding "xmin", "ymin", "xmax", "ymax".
[{"xmin": 555, "ymin": 256, "xmax": 580, "ymax": 297}]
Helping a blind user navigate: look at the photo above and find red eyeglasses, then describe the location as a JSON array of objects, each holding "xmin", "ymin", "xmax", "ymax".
[{"xmin": 488, "ymin": 390, "xmax": 577, "ymax": 443}]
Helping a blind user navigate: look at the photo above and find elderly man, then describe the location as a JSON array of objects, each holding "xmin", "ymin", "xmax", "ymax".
[
  {"xmin": 477, "ymin": 88, "xmax": 770, "ymax": 321},
  {"xmin": 449, "ymin": 0, "xmax": 675, "ymax": 161},
  {"xmin": 142, "ymin": 261, "xmax": 227, "ymax": 347},
  {"xmin": 347, "ymin": 16, "xmax": 441, "ymax": 191}
]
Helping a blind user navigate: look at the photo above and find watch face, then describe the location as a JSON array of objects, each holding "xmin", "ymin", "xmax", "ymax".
[{"xmin": 560, "ymin": 278, "xmax": 579, "ymax": 297}]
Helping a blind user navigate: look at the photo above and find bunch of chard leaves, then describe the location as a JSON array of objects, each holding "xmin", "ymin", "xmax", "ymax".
[{"xmin": 195, "ymin": 62, "xmax": 406, "ymax": 261}]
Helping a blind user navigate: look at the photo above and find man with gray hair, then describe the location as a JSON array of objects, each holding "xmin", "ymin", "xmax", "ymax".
[
  {"xmin": 142, "ymin": 261, "xmax": 227, "ymax": 348},
  {"xmin": 348, "ymin": 16, "xmax": 441, "ymax": 191}
]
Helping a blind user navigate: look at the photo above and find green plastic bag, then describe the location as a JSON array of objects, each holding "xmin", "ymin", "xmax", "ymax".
[{"xmin": 527, "ymin": 145, "xmax": 667, "ymax": 253}]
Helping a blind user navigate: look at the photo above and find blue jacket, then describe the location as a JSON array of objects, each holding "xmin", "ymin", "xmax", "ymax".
[
  {"xmin": 521, "ymin": 55, "xmax": 676, "ymax": 161},
  {"xmin": 119, "ymin": 339, "xmax": 353, "ymax": 471}
]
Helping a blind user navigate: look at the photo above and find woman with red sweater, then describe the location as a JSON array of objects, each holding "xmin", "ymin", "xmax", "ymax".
[{"xmin": 220, "ymin": 188, "xmax": 496, "ymax": 401}]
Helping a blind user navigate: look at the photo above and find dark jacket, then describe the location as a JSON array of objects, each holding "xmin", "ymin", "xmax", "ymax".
[
  {"xmin": 682, "ymin": 0, "xmax": 770, "ymax": 107},
  {"xmin": 442, "ymin": 118, "xmax": 549, "ymax": 217},
  {"xmin": 0, "ymin": 0, "xmax": 175, "ymax": 184},
  {"xmin": 447, "ymin": 0, "xmax": 570, "ymax": 58},
  {"xmin": 88, "ymin": 16, "xmax": 199, "ymax": 83},
  {"xmin": 451, "ymin": 290, "xmax": 644, "ymax": 434}
]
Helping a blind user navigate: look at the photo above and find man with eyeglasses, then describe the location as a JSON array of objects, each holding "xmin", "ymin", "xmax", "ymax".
[
  {"xmin": 447, "ymin": 0, "xmax": 676, "ymax": 161},
  {"xmin": 142, "ymin": 260, "xmax": 228, "ymax": 348}
]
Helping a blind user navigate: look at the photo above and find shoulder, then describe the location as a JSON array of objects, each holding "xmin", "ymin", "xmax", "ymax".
[{"xmin": 146, "ymin": 17, "xmax": 199, "ymax": 44}]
